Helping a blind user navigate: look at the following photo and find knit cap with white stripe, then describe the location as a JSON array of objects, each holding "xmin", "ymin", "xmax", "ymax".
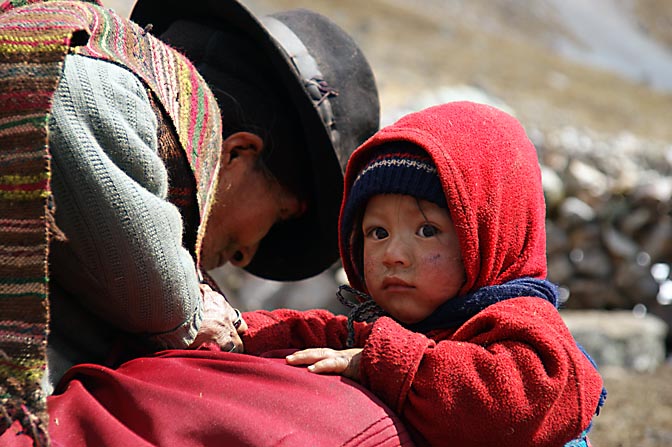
[{"xmin": 341, "ymin": 143, "xmax": 447, "ymax": 252}]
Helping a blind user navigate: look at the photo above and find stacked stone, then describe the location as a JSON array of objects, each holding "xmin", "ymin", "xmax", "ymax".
[{"xmin": 534, "ymin": 126, "xmax": 672, "ymax": 333}]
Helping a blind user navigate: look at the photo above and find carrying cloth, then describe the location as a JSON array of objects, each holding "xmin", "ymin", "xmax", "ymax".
[
  {"xmin": 0, "ymin": 0, "xmax": 221, "ymax": 443},
  {"xmin": 43, "ymin": 348, "xmax": 414, "ymax": 447}
]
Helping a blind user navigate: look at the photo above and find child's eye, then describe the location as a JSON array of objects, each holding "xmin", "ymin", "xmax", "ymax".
[
  {"xmin": 417, "ymin": 224, "xmax": 439, "ymax": 238},
  {"xmin": 367, "ymin": 227, "xmax": 389, "ymax": 240}
]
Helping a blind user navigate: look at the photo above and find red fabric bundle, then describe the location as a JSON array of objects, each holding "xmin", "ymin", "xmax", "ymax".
[{"xmin": 4, "ymin": 349, "xmax": 411, "ymax": 446}]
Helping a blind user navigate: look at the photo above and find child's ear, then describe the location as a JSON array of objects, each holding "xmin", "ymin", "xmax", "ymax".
[{"xmin": 222, "ymin": 131, "xmax": 263, "ymax": 164}]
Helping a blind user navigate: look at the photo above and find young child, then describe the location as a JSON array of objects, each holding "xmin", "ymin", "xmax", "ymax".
[{"xmin": 241, "ymin": 101, "xmax": 606, "ymax": 447}]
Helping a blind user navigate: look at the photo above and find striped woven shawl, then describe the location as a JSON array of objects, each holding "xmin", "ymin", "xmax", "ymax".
[{"xmin": 0, "ymin": 1, "xmax": 222, "ymax": 444}]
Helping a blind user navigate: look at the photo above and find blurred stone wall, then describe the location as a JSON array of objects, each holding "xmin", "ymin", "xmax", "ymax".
[
  {"xmin": 533, "ymin": 124, "xmax": 672, "ymax": 346},
  {"xmin": 541, "ymin": 125, "xmax": 672, "ymax": 372}
]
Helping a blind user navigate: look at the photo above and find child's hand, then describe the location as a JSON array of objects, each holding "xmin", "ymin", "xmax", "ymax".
[{"xmin": 286, "ymin": 348, "xmax": 362, "ymax": 381}]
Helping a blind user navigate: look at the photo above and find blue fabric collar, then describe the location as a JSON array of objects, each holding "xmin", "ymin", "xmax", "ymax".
[{"xmin": 405, "ymin": 277, "xmax": 558, "ymax": 333}]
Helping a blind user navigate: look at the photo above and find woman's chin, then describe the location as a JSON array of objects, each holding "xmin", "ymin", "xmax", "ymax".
[{"xmin": 201, "ymin": 254, "xmax": 223, "ymax": 272}]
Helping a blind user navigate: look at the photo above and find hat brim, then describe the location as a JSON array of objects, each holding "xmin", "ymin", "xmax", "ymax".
[{"xmin": 131, "ymin": 0, "xmax": 344, "ymax": 281}]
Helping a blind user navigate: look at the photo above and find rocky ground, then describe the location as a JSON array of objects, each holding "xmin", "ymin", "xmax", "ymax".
[
  {"xmin": 106, "ymin": 1, "xmax": 672, "ymax": 445},
  {"xmin": 590, "ymin": 364, "xmax": 672, "ymax": 446}
]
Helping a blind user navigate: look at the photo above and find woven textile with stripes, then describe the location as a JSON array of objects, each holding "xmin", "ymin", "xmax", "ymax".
[{"xmin": 0, "ymin": 1, "xmax": 222, "ymax": 444}]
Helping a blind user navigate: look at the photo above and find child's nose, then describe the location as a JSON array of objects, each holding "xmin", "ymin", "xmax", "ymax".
[{"xmin": 382, "ymin": 236, "xmax": 411, "ymax": 267}]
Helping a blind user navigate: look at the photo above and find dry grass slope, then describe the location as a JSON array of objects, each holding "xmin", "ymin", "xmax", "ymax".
[{"xmin": 249, "ymin": 0, "xmax": 672, "ymax": 142}]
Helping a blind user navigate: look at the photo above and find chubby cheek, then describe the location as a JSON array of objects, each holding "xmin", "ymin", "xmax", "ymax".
[
  {"xmin": 362, "ymin": 255, "xmax": 381, "ymax": 288},
  {"xmin": 419, "ymin": 252, "xmax": 465, "ymax": 294}
]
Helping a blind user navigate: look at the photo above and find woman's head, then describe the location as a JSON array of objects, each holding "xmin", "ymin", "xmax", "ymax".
[
  {"xmin": 199, "ymin": 130, "xmax": 308, "ymax": 272},
  {"xmin": 339, "ymin": 101, "xmax": 547, "ymax": 299},
  {"xmin": 146, "ymin": 6, "xmax": 381, "ymax": 280},
  {"xmin": 161, "ymin": 20, "xmax": 310, "ymax": 271}
]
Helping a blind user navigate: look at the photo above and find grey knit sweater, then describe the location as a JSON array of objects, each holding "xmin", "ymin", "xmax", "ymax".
[{"xmin": 47, "ymin": 54, "xmax": 202, "ymax": 387}]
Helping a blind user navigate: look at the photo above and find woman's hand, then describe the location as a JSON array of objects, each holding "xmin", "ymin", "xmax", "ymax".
[
  {"xmin": 286, "ymin": 348, "xmax": 363, "ymax": 381},
  {"xmin": 189, "ymin": 284, "xmax": 248, "ymax": 352}
]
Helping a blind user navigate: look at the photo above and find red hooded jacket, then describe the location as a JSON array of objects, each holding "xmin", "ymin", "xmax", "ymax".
[{"xmin": 243, "ymin": 101, "xmax": 604, "ymax": 446}]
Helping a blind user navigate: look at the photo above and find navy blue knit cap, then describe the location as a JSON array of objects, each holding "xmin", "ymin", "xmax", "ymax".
[{"xmin": 341, "ymin": 143, "xmax": 447, "ymax": 251}]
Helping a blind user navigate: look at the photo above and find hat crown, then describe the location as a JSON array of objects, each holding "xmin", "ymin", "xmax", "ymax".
[
  {"xmin": 131, "ymin": 0, "xmax": 379, "ymax": 173},
  {"xmin": 264, "ymin": 9, "xmax": 379, "ymax": 171}
]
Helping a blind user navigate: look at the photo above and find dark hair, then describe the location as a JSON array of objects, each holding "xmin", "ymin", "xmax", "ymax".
[{"xmin": 162, "ymin": 20, "xmax": 310, "ymax": 200}]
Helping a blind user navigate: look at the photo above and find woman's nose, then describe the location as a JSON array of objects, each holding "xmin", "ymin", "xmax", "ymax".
[{"xmin": 229, "ymin": 243, "xmax": 259, "ymax": 268}]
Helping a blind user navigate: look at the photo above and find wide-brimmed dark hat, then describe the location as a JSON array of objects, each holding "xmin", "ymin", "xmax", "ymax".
[{"xmin": 131, "ymin": 0, "xmax": 380, "ymax": 281}]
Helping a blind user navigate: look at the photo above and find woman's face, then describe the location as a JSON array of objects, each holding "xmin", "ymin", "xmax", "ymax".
[
  {"xmin": 361, "ymin": 194, "xmax": 465, "ymax": 324},
  {"xmin": 200, "ymin": 134, "xmax": 306, "ymax": 271}
]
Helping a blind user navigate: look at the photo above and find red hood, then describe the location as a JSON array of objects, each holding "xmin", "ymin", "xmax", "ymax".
[{"xmin": 339, "ymin": 101, "xmax": 547, "ymax": 294}]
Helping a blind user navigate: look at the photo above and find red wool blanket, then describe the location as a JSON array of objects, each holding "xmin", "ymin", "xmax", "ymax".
[{"xmin": 3, "ymin": 349, "xmax": 413, "ymax": 446}]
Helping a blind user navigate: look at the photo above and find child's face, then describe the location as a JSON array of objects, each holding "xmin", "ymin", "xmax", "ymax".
[{"xmin": 361, "ymin": 194, "xmax": 465, "ymax": 324}]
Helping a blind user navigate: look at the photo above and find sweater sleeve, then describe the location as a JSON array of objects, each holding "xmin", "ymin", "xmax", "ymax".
[
  {"xmin": 359, "ymin": 298, "xmax": 604, "ymax": 447},
  {"xmin": 48, "ymin": 54, "xmax": 201, "ymax": 349},
  {"xmin": 242, "ymin": 309, "xmax": 355, "ymax": 355}
]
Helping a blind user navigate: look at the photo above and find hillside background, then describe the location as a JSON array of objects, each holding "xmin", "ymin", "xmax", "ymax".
[
  {"xmin": 104, "ymin": 1, "xmax": 672, "ymax": 445},
  {"xmin": 108, "ymin": 0, "xmax": 672, "ymax": 139}
]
